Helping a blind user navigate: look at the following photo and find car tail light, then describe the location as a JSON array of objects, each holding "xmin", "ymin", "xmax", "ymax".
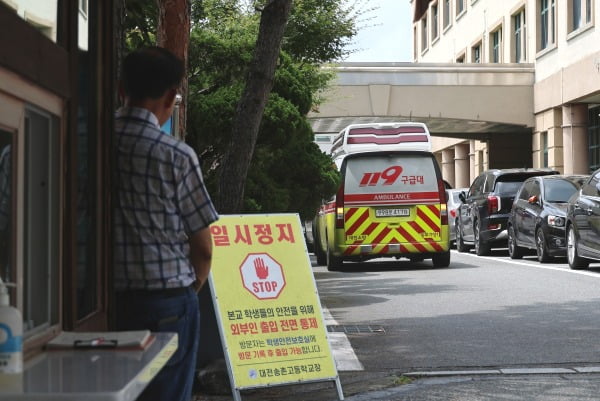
[
  {"xmin": 488, "ymin": 223, "xmax": 500, "ymax": 230},
  {"xmin": 487, "ymin": 195, "xmax": 500, "ymax": 214},
  {"xmin": 438, "ymin": 179, "xmax": 448, "ymax": 225},
  {"xmin": 335, "ymin": 183, "xmax": 345, "ymax": 229}
]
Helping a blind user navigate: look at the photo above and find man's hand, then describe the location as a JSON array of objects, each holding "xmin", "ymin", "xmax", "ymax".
[
  {"xmin": 190, "ymin": 227, "xmax": 213, "ymax": 293},
  {"xmin": 192, "ymin": 278, "xmax": 204, "ymax": 293}
]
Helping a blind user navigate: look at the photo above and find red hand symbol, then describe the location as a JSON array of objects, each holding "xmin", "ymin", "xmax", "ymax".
[{"xmin": 254, "ymin": 257, "xmax": 269, "ymax": 280}]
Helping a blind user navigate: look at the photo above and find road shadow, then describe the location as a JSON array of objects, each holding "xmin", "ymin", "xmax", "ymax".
[{"xmin": 310, "ymin": 254, "xmax": 479, "ymax": 273}]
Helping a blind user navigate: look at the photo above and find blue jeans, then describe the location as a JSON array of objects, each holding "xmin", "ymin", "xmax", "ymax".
[{"xmin": 116, "ymin": 287, "xmax": 200, "ymax": 401}]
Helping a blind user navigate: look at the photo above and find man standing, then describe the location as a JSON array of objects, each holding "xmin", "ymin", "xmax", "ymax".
[{"xmin": 114, "ymin": 46, "xmax": 219, "ymax": 401}]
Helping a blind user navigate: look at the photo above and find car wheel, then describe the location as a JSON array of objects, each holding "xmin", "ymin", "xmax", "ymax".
[
  {"xmin": 567, "ymin": 225, "xmax": 589, "ymax": 270},
  {"xmin": 535, "ymin": 228, "xmax": 551, "ymax": 263},
  {"xmin": 456, "ymin": 223, "xmax": 469, "ymax": 253},
  {"xmin": 474, "ymin": 220, "xmax": 490, "ymax": 256},
  {"xmin": 508, "ymin": 225, "xmax": 523, "ymax": 259},
  {"xmin": 432, "ymin": 251, "xmax": 451, "ymax": 268},
  {"xmin": 326, "ymin": 244, "xmax": 343, "ymax": 271}
]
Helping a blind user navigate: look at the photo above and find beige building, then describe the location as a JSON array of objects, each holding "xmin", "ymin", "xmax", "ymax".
[{"xmin": 412, "ymin": 0, "xmax": 600, "ymax": 182}]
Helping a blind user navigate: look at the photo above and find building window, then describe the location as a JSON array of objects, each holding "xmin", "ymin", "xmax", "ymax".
[
  {"xmin": 490, "ymin": 27, "xmax": 503, "ymax": 63},
  {"xmin": 569, "ymin": 0, "xmax": 593, "ymax": 33},
  {"xmin": 79, "ymin": 0, "xmax": 88, "ymax": 16},
  {"xmin": 443, "ymin": 0, "xmax": 451, "ymax": 29},
  {"xmin": 413, "ymin": 26, "xmax": 418, "ymax": 60},
  {"xmin": 456, "ymin": 53, "xmax": 465, "ymax": 63},
  {"xmin": 589, "ymin": 106, "xmax": 600, "ymax": 172},
  {"xmin": 472, "ymin": 41, "xmax": 482, "ymax": 63},
  {"xmin": 513, "ymin": 8, "xmax": 527, "ymax": 62},
  {"xmin": 541, "ymin": 131, "xmax": 549, "ymax": 167},
  {"xmin": 24, "ymin": 106, "xmax": 61, "ymax": 334},
  {"xmin": 456, "ymin": 0, "xmax": 466, "ymax": 17},
  {"xmin": 573, "ymin": 0, "xmax": 582, "ymax": 30},
  {"xmin": 540, "ymin": 0, "xmax": 556, "ymax": 50},
  {"xmin": 421, "ymin": 16, "xmax": 428, "ymax": 52},
  {"xmin": 432, "ymin": 3, "xmax": 439, "ymax": 41}
]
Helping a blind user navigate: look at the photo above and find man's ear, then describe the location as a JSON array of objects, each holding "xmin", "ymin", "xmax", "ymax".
[{"xmin": 164, "ymin": 88, "xmax": 177, "ymax": 107}]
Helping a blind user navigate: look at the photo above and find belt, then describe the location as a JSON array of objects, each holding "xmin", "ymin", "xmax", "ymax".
[{"xmin": 118, "ymin": 286, "xmax": 190, "ymax": 299}]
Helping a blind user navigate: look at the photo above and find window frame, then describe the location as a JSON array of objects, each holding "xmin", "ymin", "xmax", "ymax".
[
  {"xmin": 443, "ymin": 0, "xmax": 452, "ymax": 32},
  {"xmin": 567, "ymin": 0, "xmax": 594, "ymax": 39},
  {"xmin": 489, "ymin": 24, "xmax": 503, "ymax": 63},
  {"xmin": 471, "ymin": 38, "xmax": 483, "ymax": 63},
  {"xmin": 512, "ymin": 7, "xmax": 527, "ymax": 63},
  {"xmin": 455, "ymin": 0, "xmax": 466, "ymax": 20},
  {"xmin": 431, "ymin": 2, "xmax": 440, "ymax": 43},
  {"xmin": 421, "ymin": 15, "xmax": 429, "ymax": 54},
  {"xmin": 79, "ymin": 0, "xmax": 88, "ymax": 17},
  {"xmin": 537, "ymin": 0, "xmax": 557, "ymax": 55},
  {"xmin": 0, "ymin": 67, "xmax": 64, "ymax": 348}
]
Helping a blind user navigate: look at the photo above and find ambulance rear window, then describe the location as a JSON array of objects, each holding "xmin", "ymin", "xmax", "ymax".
[{"xmin": 344, "ymin": 154, "xmax": 439, "ymax": 196}]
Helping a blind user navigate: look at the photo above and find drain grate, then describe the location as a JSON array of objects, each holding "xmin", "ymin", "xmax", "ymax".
[{"xmin": 327, "ymin": 325, "xmax": 385, "ymax": 334}]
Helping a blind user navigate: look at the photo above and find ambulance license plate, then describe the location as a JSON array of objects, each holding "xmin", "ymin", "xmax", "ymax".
[{"xmin": 375, "ymin": 208, "xmax": 409, "ymax": 217}]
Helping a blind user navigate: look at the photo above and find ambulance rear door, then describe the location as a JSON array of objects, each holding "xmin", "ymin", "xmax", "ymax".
[{"xmin": 341, "ymin": 151, "xmax": 444, "ymax": 252}]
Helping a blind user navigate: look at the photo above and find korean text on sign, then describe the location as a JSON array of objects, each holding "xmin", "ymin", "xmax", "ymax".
[{"xmin": 211, "ymin": 223, "xmax": 295, "ymax": 246}]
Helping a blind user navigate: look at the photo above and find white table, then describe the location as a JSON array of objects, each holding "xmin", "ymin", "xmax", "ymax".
[{"xmin": 0, "ymin": 332, "xmax": 177, "ymax": 401}]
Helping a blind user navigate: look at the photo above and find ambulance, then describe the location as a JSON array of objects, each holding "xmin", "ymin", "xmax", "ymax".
[{"xmin": 313, "ymin": 122, "xmax": 450, "ymax": 271}]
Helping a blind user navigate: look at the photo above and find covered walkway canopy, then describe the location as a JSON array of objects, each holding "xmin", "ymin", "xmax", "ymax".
[{"xmin": 308, "ymin": 62, "xmax": 535, "ymax": 142}]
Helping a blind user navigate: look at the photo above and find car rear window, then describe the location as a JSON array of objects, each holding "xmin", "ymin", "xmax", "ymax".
[
  {"xmin": 344, "ymin": 153, "xmax": 439, "ymax": 196},
  {"xmin": 494, "ymin": 173, "xmax": 555, "ymax": 195},
  {"xmin": 494, "ymin": 181, "xmax": 524, "ymax": 195}
]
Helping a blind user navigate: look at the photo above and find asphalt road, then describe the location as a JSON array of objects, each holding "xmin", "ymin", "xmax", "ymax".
[
  {"xmin": 312, "ymin": 248, "xmax": 600, "ymax": 400},
  {"xmin": 315, "ymin": 249, "xmax": 600, "ymax": 371}
]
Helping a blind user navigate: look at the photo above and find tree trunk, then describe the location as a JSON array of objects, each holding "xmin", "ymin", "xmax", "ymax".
[
  {"xmin": 156, "ymin": 0, "xmax": 190, "ymax": 138},
  {"xmin": 217, "ymin": 0, "xmax": 294, "ymax": 213}
]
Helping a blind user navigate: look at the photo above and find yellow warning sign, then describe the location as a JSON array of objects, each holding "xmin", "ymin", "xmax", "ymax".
[{"xmin": 209, "ymin": 214, "xmax": 339, "ymax": 390}]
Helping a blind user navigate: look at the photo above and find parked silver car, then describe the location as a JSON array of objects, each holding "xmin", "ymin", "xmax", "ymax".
[{"xmin": 447, "ymin": 188, "xmax": 468, "ymax": 245}]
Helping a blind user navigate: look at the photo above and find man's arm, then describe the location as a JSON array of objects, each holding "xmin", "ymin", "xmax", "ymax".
[{"xmin": 189, "ymin": 227, "xmax": 213, "ymax": 292}]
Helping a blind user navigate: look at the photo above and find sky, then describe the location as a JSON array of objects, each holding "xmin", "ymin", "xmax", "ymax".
[{"xmin": 344, "ymin": 0, "xmax": 413, "ymax": 62}]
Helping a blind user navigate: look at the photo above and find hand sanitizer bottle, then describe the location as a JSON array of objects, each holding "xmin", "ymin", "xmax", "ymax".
[{"xmin": 0, "ymin": 277, "xmax": 23, "ymax": 392}]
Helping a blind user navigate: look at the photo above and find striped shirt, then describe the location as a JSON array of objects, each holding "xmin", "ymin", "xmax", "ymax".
[{"xmin": 114, "ymin": 107, "xmax": 219, "ymax": 290}]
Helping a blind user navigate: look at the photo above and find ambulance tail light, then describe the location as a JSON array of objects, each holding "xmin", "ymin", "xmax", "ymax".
[
  {"xmin": 335, "ymin": 184, "xmax": 345, "ymax": 229},
  {"xmin": 438, "ymin": 179, "xmax": 448, "ymax": 226}
]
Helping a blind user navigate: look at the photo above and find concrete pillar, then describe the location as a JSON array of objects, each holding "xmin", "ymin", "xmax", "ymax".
[
  {"xmin": 454, "ymin": 143, "xmax": 470, "ymax": 188},
  {"xmin": 469, "ymin": 140, "xmax": 476, "ymax": 183},
  {"xmin": 562, "ymin": 104, "xmax": 589, "ymax": 174},
  {"xmin": 441, "ymin": 148, "xmax": 456, "ymax": 188}
]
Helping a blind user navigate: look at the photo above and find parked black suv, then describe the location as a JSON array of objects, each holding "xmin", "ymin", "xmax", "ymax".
[{"xmin": 456, "ymin": 168, "xmax": 559, "ymax": 256}]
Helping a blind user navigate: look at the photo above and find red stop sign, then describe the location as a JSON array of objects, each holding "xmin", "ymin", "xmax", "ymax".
[{"xmin": 239, "ymin": 253, "xmax": 286, "ymax": 300}]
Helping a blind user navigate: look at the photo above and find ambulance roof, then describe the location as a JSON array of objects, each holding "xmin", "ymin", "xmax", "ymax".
[{"xmin": 329, "ymin": 122, "xmax": 432, "ymax": 160}]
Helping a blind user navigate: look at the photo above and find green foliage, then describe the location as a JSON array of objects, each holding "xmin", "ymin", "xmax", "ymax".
[
  {"xmin": 284, "ymin": 0, "xmax": 356, "ymax": 63},
  {"xmin": 123, "ymin": 0, "xmax": 157, "ymax": 50},
  {"xmin": 124, "ymin": 0, "xmax": 350, "ymax": 218},
  {"xmin": 246, "ymin": 96, "xmax": 340, "ymax": 218}
]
